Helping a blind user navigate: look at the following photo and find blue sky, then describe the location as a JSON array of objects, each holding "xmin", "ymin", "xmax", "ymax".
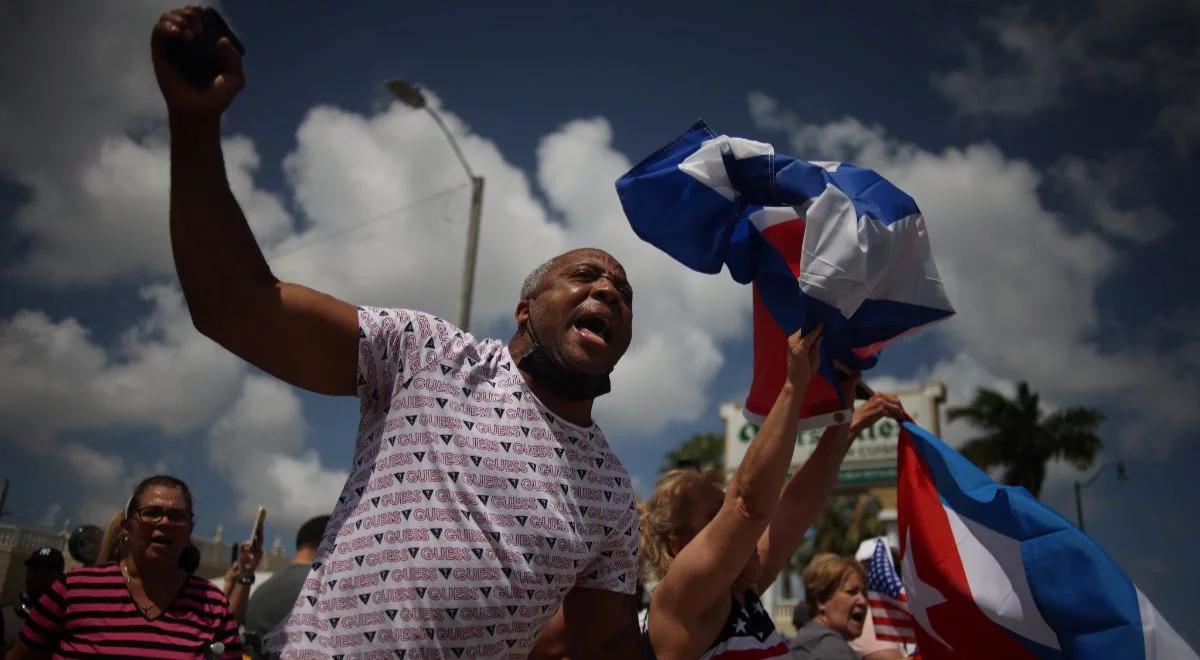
[{"xmin": 1, "ymin": 0, "xmax": 1197, "ymax": 647}]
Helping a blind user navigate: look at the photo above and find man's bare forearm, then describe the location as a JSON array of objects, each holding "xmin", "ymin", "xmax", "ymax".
[
  {"xmin": 169, "ymin": 114, "xmax": 276, "ymax": 330},
  {"xmin": 561, "ymin": 590, "xmax": 646, "ymax": 660},
  {"xmin": 596, "ymin": 618, "xmax": 645, "ymax": 659},
  {"xmin": 592, "ymin": 595, "xmax": 644, "ymax": 660}
]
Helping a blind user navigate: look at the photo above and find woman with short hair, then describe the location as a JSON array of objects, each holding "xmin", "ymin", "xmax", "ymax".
[
  {"xmin": 790, "ymin": 554, "xmax": 870, "ymax": 659},
  {"xmin": 6, "ymin": 475, "xmax": 241, "ymax": 659}
]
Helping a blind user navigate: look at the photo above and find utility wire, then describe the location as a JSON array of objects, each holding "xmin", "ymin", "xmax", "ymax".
[
  {"xmin": 0, "ymin": 182, "xmax": 471, "ymax": 350},
  {"xmin": 269, "ymin": 183, "xmax": 468, "ymax": 261}
]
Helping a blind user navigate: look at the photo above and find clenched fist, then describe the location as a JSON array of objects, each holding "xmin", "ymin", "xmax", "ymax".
[{"xmin": 150, "ymin": 5, "xmax": 244, "ymax": 118}]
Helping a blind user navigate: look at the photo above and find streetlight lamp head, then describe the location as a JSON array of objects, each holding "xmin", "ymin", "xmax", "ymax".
[{"xmin": 385, "ymin": 78, "xmax": 427, "ymax": 109}]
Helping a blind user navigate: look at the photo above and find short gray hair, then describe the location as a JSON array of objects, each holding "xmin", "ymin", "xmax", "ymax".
[{"xmin": 520, "ymin": 257, "xmax": 555, "ymax": 300}]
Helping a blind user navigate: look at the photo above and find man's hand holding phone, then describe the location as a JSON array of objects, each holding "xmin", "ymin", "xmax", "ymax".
[{"xmin": 150, "ymin": 5, "xmax": 245, "ymax": 118}]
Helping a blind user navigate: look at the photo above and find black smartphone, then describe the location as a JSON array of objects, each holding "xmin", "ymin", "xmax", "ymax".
[{"xmin": 164, "ymin": 7, "xmax": 245, "ymax": 88}]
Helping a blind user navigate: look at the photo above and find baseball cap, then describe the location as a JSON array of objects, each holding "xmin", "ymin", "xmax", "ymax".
[{"xmin": 25, "ymin": 546, "xmax": 65, "ymax": 571}]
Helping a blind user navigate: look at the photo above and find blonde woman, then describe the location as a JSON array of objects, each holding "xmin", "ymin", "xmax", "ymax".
[{"xmin": 640, "ymin": 326, "xmax": 904, "ymax": 660}]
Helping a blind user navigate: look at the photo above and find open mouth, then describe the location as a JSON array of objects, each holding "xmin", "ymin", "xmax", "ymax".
[
  {"xmin": 572, "ymin": 314, "xmax": 611, "ymax": 344},
  {"xmin": 147, "ymin": 535, "xmax": 172, "ymax": 548},
  {"xmin": 849, "ymin": 609, "xmax": 867, "ymax": 624}
]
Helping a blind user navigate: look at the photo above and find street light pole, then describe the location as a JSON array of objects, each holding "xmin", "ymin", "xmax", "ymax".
[
  {"xmin": 1073, "ymin": 461, "xmax": 1127, "ymax": 532},
  {"xmin": 460, "ymin": 175, "xmax": 484, "ymax": 333},
  {"xmin": 385, "ymin": 78, "xmax": 485, "ymax": 331}
]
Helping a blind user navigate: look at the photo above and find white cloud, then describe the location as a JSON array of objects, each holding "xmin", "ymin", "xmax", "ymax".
[
  {"xmin": 274, "ymin": 98, "xmax": 567, "ymax": 323},
  {"xmin": 749, "ymin": 93, "xmax": 1199, "ymax": 453},
  {"xmin": 931, "ymin": 1, "xmax": 1200, "ymax": 151},
  {"xmin": 22, "ymin": 440, "xmax": 173, "ymax": 526},
  {"xmin": 8, "ymin": 132, "xmax": 293, "ymax": 286},
  {"xmin": 931, "ymin": 13, "xmax": 1081, "ymax": 118},
  {"xmin": 0, "ymin": 0, "xmax": 291, "ymax": 287},
  {"xmin": 600, "ymin": 327, "xmax": 724, "ymax": 438},
  {"xmin": 0, "ymin": 0, "xmax": 174, "ymax": 178},
  {"xmin": 1050, "ymin": 155, "xmax": 1172, "ymax": 243},
  {"xmin": 206, "ymin": 375, "xmax": 347, "ymax": 529},
  {"xmin": 0, "ymin": 286, "xmax": 243, "ymax": 443}
]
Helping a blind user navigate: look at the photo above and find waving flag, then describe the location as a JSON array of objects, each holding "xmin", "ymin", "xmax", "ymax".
[
  {"xmin": 866, "ymin": 538, "xmax": 919, "ymax": 644},
  {"xmin": 616, "ymin": 122, "xmax": 953, "ymax": 427},
  {"xmin": 898, "ymin": 421, "xmax": 1196, "ymax": 659}
]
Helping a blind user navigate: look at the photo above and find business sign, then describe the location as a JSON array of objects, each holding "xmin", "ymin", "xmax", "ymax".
[{"xmin": 720, "ymin": 381, "xmax": 945, "ymax": 487}]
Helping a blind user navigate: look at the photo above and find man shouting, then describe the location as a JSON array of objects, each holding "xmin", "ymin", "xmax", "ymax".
[{"xmin": 151, "ymin": 7, "xmax": 641, "ymax": 658}]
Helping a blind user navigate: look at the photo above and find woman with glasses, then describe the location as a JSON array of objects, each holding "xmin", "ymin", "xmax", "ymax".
[{"xmin": 6, "ymin": 475, "xmax": 241, "ymax": 659}]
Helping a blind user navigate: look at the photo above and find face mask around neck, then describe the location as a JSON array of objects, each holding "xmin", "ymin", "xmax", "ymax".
[{"xmin": 517, "ymin": 308, "xmax": 612, "ymax": 401}]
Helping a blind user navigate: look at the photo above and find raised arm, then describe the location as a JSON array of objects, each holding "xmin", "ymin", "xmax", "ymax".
[
  {"xmin": 222, "ymin": 539, "xmax": 262, "ymax": 626},
  {"xmin": 152, "ymin": 6, "xmax": 358, "ymax": 395},
  {"xmin": 651, "ymin": 326, "xmax": 822, "ymax": 625},
  {"xmin": 755, "ymin": 388, "xmax": 906, "ymax": 593}
]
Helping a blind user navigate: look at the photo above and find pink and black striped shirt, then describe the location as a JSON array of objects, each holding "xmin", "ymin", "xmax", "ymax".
[{"xmin": 18, "ymin": 562, "xmax": 240, "ymax": 659}]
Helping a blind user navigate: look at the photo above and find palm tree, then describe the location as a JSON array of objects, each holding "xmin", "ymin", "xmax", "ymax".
[
  {"xmin": 947, "ymin": 382, "xmax": 1105, "ymax": 498},
  {"xmin": 659, "ymin": 431, "xmax": 724, "ymax": 474}
]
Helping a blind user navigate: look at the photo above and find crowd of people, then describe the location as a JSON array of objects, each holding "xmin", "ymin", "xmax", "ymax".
[{"xmin": 5, "ymin": 5, "xmax": 917, "ymax": 659}]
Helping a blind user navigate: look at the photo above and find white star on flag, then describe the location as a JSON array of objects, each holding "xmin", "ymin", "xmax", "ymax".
[{"xmin": 901, "ymin": 528, "xmax": 951, "ymax": 650}]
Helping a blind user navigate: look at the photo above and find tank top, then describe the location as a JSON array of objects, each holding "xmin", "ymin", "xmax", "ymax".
[{"xmin": 643, "ymin": 590, "xmax": 790, "ymax": 659}]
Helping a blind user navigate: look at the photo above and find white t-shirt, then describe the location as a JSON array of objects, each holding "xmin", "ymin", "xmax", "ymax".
[{"xmin": 268, "ymin": 308, "xmax": 639, "ymax": 659}]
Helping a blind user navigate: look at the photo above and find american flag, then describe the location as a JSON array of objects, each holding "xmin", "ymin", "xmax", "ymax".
[{"xmin": 867, "ymin": 538, "xmax": 918, "ymax": 644}]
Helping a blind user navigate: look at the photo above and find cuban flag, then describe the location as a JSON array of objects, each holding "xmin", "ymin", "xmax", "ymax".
[
  {"xmin": 616, "ymin": 122, "xmax": 954, "ymax": 427},
  {"xmin": 898, "ymin": 421, "xmax": 1196, "ymax": 659}
]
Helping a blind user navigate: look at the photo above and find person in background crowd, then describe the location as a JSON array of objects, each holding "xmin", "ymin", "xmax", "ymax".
[
  {"xmin": 4, "ymin": 475, "xmax": 241, "ymax": 660},
  {"xmin": 221, "ymin": 534, "xmax": 263, "ymax": 628},
  {"xmin": 639, "ymin": 323, "xmax": 907, "ymax": 660},
  {"xmin": 151, "ymin": 7, "xmax": 641, "ymax": 656},
  {"xmin": 0, "ymin": 548, "xmax": 66, "ymax": 652},
  {"xmin": 242, "ymin": 515, "xmax": 330, "ymax": 658},
  {"xmin": 847, "ymin": 543, "xmax": 907, "ymax": 660},
  {"xmin": 791, "ymin": 554, "xmax": 870, "ymax": 660}
]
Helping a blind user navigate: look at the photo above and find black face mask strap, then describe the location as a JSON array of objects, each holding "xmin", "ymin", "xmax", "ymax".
[{"xmin": 517, "ymin": 303, "xmax": 611, "ymax": 402}]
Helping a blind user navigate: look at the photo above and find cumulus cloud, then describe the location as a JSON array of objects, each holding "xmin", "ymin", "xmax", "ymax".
[
  {"xmin": 0, "ymin": 286, "xmax": 244, "ymax": 442},
  {"xmin": 0, "ymin": 0, "xmax": 174, "ymax": 178},
  {"xmin": 931, "ymin": 0, "xmax": 1200, "ymax": 151},
  {"xmin": 206, "ymin": 375, "xmax": 347, "ymax": 529},
  {"xmin": 274, "ymin": 97, "xmax": 566, "ymax": 322},
  {"xmin": 601, "ymin": 328, "xmax": 724, "ymax": 437},
  {"xmin": 1050, "ymin": 155, "xmax": 1173, "ymax": 243},
  {"xmin": 8, "ymin": 132, "xmax": 293, "ymax": 286},
  {"xmin": 750, "ymin": 93, "xmax": 1199, "ymax": 453},
  {"xmin": 0, "ymin": 0, "xmax": 291, "ymax": 287},
  {"xmin": 931, "ymin": 13, "xmax": 1087, "ymax": 119}
]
